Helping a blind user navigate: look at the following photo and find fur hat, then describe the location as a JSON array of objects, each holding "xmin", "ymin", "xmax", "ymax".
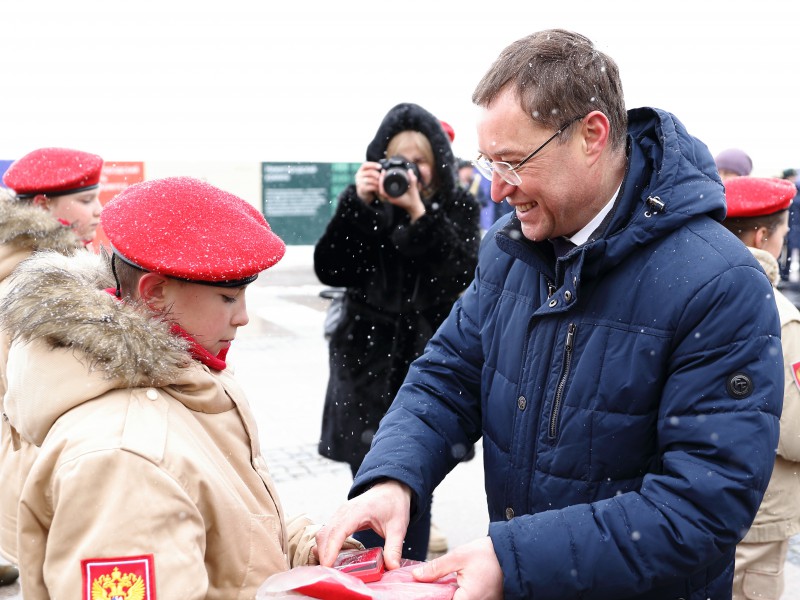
[
  {"xmin": 101, "ymin": 176, "xmax": 285, "ymax": 285},
  {"xmin": 3, "ymin": 147, "xmax": 103, "ymax": 198},
  {"xmin": 724, "ymin": 176, "xmax": 796, "ymax": 218},
  {"xmin": 714, "ymin": 148, "xmax": 753, "ymax": 177}
]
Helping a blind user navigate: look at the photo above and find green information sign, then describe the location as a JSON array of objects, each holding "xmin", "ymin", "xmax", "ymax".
[{"xmin": 262, "ymin": 162, "xmax": 360, "ymax": 245}]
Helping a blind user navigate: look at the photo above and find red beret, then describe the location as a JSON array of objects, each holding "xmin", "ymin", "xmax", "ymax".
[
  {"xmin": 724, "ymin": 176, "xmax": 796, "ymax": 218},
  {"xmin": 101, "ymin": 176, "xmax": 285, "ymax": 285},
  {"xmin": 440, "ymin": 120, "xmax": 455, "ymax": 143},
  {"xmin": 3, "ymin": 147, "xmax": 103, "ymax": 198}
]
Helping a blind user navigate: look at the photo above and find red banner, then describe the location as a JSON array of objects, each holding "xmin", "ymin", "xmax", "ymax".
[{"xmin": 92, "ymin": 161, "xmax": 145, "ymax": 252}]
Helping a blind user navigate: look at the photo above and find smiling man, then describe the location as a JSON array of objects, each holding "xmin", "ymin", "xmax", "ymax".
[{"xmin": 316, "ymin": 29, "xmax": 783, "ymax": 600}]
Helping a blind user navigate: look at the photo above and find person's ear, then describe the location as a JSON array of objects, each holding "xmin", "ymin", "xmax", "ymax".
[
  {"xmin": 753, "ymin": 226, "xmax": 771, "ymax": 250},
  {"xmin": 31, "ymin": 194, "xmax": 50, "ymax": 209},
  {"xmin": 580, "ymin": 111, "xmax": 611, "ymax": 165},
  {"xmin": 138, "ymin": 272, "xmax": 170, "ymax": 311}
]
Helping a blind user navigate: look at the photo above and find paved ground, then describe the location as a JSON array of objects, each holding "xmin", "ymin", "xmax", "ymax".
[{"xmin": 1, "ymin": 245, "xmax": 799, "ymax": 597}]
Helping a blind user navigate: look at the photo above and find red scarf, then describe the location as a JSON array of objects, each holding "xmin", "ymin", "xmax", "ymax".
[
  {"xmin": 58, "ymin": 218, "xmax": 91, "ymax": 246},
  {"xmin": 170, "ymin": 323, "xmax": 228, "ymax": 371}
]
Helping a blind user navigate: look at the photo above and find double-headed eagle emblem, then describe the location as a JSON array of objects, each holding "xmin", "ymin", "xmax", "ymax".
[{"xmin": 91, "ymin": 566, "xmax": 146, "ymax": 600}]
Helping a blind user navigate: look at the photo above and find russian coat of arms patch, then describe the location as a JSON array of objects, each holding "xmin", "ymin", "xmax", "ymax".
[{"xmin": 81, "ymin": 554, "xmax": 155, "ymax": 600}]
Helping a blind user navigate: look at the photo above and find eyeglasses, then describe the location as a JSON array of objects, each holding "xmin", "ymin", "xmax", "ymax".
[{"xmin": 473, "ymin": 116, "xmax": 583, "ymax": 186}]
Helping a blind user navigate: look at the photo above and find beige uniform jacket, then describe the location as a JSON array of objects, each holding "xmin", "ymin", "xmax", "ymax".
[
  {"xmin": 0, "ymin": 198, "xmax": 83, "ymax": 563},
  {"xmin": 1, "ymin": 251, "xmax": 329, "ymax": 599},
  {"xmin": 743, "ymin": 248, "xmax": 800, "ymax": 543}
]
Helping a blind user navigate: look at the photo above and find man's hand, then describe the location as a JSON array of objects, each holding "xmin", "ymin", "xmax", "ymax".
[
  {"xmin": 315, "ymin": 480, "xmax": 412, "ymax": 569},
  {"xmin": 412, "ymin": 537, "xmax": 503, "ymax": 600}
]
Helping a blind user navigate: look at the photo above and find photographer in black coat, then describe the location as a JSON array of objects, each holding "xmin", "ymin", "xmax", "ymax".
[{"xmin": 314, "ymin": 102, "xmax": 480, "ymax": 559}]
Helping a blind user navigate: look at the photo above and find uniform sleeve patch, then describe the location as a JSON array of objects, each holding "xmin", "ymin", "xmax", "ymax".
[
  {"xmin": 82, "ymin": 554, "xmax": 156, "ymax": 600},
  {"xmin": 792, "ymin": 361, "xmax": 800, "ymax": 392}
]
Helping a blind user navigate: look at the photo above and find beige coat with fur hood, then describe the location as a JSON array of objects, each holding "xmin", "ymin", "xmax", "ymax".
[
  {"xmin": 742, "ymin": 247, "xmax": 800, "ymax": 543},
  {"xmin": 0, "ymin": 250, "xmax": 333, "ymax": 598},
  {"xmin": 0, "ymin": 196, "xmax": 84, "ymax": 563}
]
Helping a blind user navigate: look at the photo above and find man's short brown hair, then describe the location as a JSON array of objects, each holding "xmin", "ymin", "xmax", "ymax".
[{"xmin": 473, "ymin": 29, "xmax": 627, "ymax": 151}]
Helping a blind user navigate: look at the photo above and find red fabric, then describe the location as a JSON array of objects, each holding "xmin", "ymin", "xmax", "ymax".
[
  {"xmin": 55, "ymin": 218, "xmax": 91, "ymax": 245},
  {"xmin": 792, "ymin": 360, "xmax": 800, "ymax": 393},
  {"xmin": 296, "ymin": 580, "xmax": 373, "ymax": 600},
  {"xmin": 260, "ymin": 561, "xmax": 457, "ymax": 600},
  {"xmin": 3, "ymin": 147, "xmax": 103, "ymax": 196},
  {"xmin": 170, "ymin": 323, "xmax": 228, "ymax": 371},
  {"xmin": 101, "ymin": 176, "xmax": 285, "ymax": 283},
  {"xmin": 439, "ymin": 121, "xmax": 455, "ymax": 143},
  {"xmin": 724, "ymin": 176, "xmax": 796, "ymax": 217}
]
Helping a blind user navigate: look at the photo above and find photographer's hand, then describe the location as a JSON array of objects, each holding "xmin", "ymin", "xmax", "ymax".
[
  {"xmin": 379, "ymin": 168, "xmax": 427, "ymax": 222},
  {"xmin": 355, "ymin": 162, "xmax": 382, "ymax": 204}
]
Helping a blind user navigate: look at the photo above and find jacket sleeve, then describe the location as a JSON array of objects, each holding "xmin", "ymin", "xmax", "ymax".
[
  {"xmin": 490, "ymin": 264, "xmax": 783, "ymax": 599},
  {"xmin": 779, "ymin": 318, "xmax": 800, "ymax": 461},
  {"xmin": 20, "ymin": 449, "xmax": 211, "ymax": 599},
  {"xmin": 285, "ymin": 514, "xmax": 364, "ymax": 567},
  {"xmin": 390, "ymin": 187, "xmax": 481, "ymax": 297},
  {"xmin": 313, "ymin": 185, "xmax": 392, "ymax": 288},
  {"xmin": 314, "ymin": 185, "xmax": 480, "ymax": 294},
  {"xmin": 351, "ymin": 271, "xmax": 485, "ymax": 510}
]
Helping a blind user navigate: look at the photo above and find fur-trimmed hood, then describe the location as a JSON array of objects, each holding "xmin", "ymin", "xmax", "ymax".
[
  {"xmin": 0, "ymin": 197, "xmax": 84, "ymax": 281},
  {"xmin": 1, "ymin": 250, "xmax": 193, "ymax": 444},
  {"xmin": 366, "ymin": 102, "xmax": 458, "ymax": 199}
]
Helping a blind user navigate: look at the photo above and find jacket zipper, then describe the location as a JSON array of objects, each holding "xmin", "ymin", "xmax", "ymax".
[{"xmin": 549, "ymin": 322, "xmax": 576, "ymax": 439}]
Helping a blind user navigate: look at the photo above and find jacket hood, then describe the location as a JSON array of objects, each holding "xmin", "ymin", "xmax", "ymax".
[
  {"xmin": 1, "ymin": 251, "xmax": 192, "ymax": 443},
  {"xmin": 0, "ymin": 197, "xmax": 83, "ymax": 280},
  {"xmin": 366, "ymin": 102, "xmax": 457, "ymax": 199},
  {"xmin": 1, "ymin": 250, "xmax": 190, "ymax": 385},
  {"xmin": 612, "ymin": 107, "xmax": 725, "ymax": 236},
  {"xmin": 592, "ymin": 107, "xmax": 726, "ymax": 273}
]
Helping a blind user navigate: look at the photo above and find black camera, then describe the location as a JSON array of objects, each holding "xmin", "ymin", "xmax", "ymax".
[{"xmin": 379, "ymin": 156, "xmax": 421, "ymax": 198}]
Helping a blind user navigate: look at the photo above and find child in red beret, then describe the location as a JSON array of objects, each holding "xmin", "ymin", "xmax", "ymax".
[
  {"xmin": 721, "ymin": 176, "xmax": 800, "ymax": 600},
  {"xmin": 0, "ymin": 146, "xmax": 104, "ymax": 586},
  {"xmin": 0, "ymin": 177, "xmax": 360, "ymax": 598},
  {"xmin": 2, "ymin": 147, "xmax": 104, "ymax": 245}
]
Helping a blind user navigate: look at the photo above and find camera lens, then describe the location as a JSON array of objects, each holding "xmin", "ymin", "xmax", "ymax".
[{"xmin": 383, "ymin": 167, "xmax": 410, "ymax": 197}]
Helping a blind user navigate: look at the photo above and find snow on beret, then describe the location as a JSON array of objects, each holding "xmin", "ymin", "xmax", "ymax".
[
  {"xmin": 714, "ymin": 148, "xmax": 753, "ymax": 177},
  {"xmin": 724, "ymin": 176, "xmax": 796, "ymax": 218},
  {"xmin": 101, "ymin": 176, "xmax": 285, "ymax": 284},
  {"xmin": 2, "ymin": 147, "xmax": 103, "ymax": 198}
]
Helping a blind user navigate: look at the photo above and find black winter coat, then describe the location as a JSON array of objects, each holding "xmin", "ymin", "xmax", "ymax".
[{"xmin": 314, "ymin": 103, "xmax": 480, "ymax": 467}]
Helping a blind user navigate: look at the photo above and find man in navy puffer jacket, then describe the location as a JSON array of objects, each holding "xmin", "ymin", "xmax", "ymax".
[{"xmin": 317, "ymin": 29, "xmax": 783, "ymax": 600}]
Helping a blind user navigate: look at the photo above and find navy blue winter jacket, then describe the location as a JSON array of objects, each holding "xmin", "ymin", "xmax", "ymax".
[{"xmin": 353, "ymin": 108, "xmax": 783, "ymax": 599}]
